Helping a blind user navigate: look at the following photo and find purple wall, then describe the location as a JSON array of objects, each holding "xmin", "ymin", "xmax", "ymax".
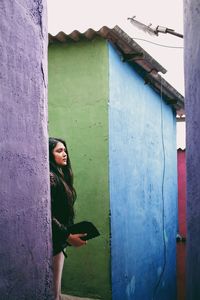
[
  {"xmin": 184, "ymin": 1, "xmax": 200, "ymax": 299},
  {"xmin": 0, "ymin": 1, "xmax": 53, "ymax": 299}
]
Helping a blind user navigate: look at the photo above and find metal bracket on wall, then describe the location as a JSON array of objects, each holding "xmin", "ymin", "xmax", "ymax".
[
  {"xmin": 121, "ymin": 52, "xmax": 144, "ymax": 62},
  {"xmin": 110, "ymin": 40, "xmax": 143, "ymax": 62},
  {"xmin": 176, "ymin": 233, "xmax": 186, "ymax": 243}
]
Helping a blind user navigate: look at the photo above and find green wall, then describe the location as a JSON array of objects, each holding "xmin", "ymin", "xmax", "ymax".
[{"xmin": 48, "ymin": 38, "xmax": 111, "ymax": 299}]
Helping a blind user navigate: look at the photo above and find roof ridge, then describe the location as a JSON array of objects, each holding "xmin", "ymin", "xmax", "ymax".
[{"xmin": 48, "ymin": 25, "xmax": 184, "ymax": 115}]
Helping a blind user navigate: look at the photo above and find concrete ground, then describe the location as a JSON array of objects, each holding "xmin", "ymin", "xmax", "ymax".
[{"xmin": 61, "ymin": 294, "xmax": 98, "ymax": 300}]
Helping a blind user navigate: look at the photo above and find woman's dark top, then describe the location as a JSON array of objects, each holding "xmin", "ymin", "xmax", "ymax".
[{"xmin": 50, "ymin": 171, "xmax": 74, "ymax": 256}]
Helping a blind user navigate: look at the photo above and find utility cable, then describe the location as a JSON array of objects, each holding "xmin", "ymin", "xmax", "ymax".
[
  {"xmin": 132, "ymin": 37, "xmax": 183, "ymax": 49},
  {"xmin": 152, "ymin": 78, "xmax": 167, "ymax": 300}
]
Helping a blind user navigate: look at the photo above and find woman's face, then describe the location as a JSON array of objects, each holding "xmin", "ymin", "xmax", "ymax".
[{"xmin": 52, "ymin": 142, "xmax": 67, "ymax": 167}]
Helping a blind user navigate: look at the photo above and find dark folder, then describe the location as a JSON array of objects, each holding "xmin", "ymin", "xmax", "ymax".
[{"xmin": 68, "ymin": 221, "xmax": 100, "ymax": 241}]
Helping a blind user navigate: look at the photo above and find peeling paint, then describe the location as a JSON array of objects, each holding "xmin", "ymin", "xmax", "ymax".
[
  {"xmin": 157, "ymin": 267, "xmax": 162, "ymax": 277},
  {"xmin": 30, "ymin": 0, "xmax": 43, "ymax": 26},
  {"xmin": 126, "ymin": 276, "xmax": 136, "ymax": 298},
  {"xmin": 164, "ymin": 230, "xmax": 168, "ymax": 243}
]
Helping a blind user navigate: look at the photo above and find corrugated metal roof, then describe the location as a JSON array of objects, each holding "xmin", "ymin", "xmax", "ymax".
[{"xmin": 49, "ymin": 25, "xmax": 184, "ymax": 116}]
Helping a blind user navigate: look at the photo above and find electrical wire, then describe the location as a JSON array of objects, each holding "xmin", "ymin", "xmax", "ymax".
[
  {"xmin": 132, "ymin": 37, "xmax": 183, "ymax": 49},
  {"xmin": 152, "ymin": 78, "xmax": 167, "ymax": 300}
]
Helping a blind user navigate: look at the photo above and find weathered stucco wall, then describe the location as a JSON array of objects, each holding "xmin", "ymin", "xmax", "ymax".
[
  {"xmin": 0, "ymin": 1, "xmax": 53, "ymax": 299},
  {"xmin": 184, "ymin": 1, "xmax": 200, "ymax": 299},
  {"xmin": 109, "ymin": 44, "xmax": 177, "ymax": 300},
  {"xmin": 48, "ymin": 38, "xmax": 111, "ymax": 299}
]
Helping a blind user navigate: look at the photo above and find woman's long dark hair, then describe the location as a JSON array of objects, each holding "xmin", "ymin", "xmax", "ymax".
[{"xmin": 49, "ymin": 137, "xmax": 76, "ymax": 219}]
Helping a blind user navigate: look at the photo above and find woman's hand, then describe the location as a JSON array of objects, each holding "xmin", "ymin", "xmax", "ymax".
[{"xmin": 67, "ymin": 233, "xmax": 87, "ymax": 247}]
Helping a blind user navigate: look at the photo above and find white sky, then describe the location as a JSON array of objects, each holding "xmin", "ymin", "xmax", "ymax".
[{"xmin": 47, "ymin": 0, "xmax": 185, "ymax": 148}]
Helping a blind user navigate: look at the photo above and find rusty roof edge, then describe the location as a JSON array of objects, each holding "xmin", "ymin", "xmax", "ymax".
[
  {"xmin": 146, "ymin": 72, "xmax": 185, "ymax": 115},
  {"xmin": 48, "ymin": 26, "xmax": 112, "ymax": 42},
  {"xmin": 112, "ymin": 26, "xmax": 167, "ymax": 74},
  {"xmin": 48, "ymin": 26, "xmax": 184, "ymax": 113},
  {"xmin": 49, "ymin": 26, "xmax": 167, "ymax": 74},
  {"xmin": 52, "ymin": 26, "xmax": 111, "ymax": 36}
]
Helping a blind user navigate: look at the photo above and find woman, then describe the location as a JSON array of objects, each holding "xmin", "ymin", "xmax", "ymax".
[{"xmin": 49, "ymin": 137, "xmax": 86, "ymax": 300}]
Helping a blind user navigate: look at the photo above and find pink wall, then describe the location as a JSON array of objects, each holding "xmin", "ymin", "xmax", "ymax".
[
  {"xmin": 177, "ymin": 149, "xmax": 186, "ymax": 300},
  {"xmin": 178, "ymin": 149, "xmax": 186, "ymax": 236}
]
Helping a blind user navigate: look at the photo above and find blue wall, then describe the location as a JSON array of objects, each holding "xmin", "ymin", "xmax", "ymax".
[{"xmin": 109, "ymin": 44, "xmax": 177, "ymax": 300}]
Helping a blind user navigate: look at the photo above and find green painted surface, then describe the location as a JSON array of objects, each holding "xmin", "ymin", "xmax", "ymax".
[{"xmin": 48, "ymin": 38, "xmax": 111, "ymax": 300}]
